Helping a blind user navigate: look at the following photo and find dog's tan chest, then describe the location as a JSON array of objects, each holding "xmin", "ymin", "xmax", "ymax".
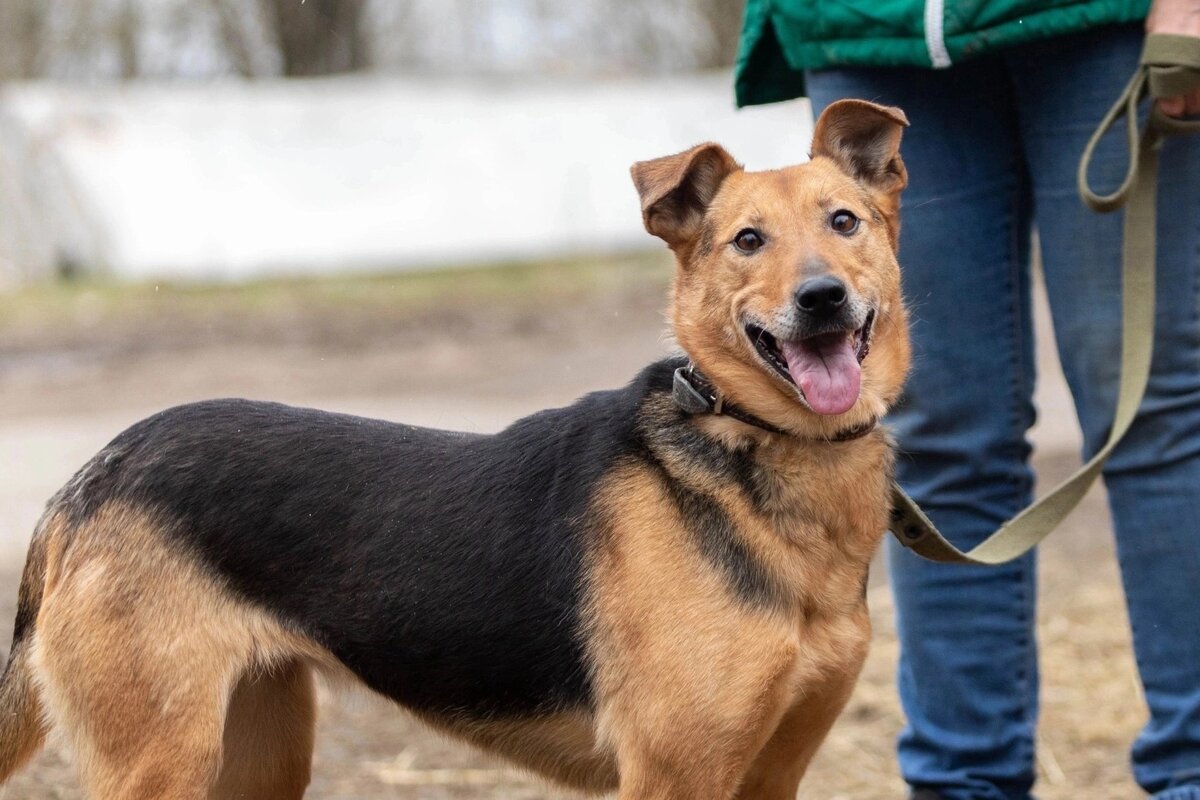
[
  {"xmin": 744, "ymin": 435, "xmax": 893, "ymax": 605},
  {"xmin": 784, "ymin": 602, "xmax": 871, "ymax": 694}
]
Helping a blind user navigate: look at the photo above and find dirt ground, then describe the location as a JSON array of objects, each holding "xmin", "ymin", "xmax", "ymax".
[{"xmin": 0, "ymin": 255, "xmax": 1148, "ymax": 799}]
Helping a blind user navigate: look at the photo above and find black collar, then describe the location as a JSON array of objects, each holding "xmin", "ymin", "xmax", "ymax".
[{"xmin": 672, "ymin": 364, "xmax": 877, "ymax": 443}]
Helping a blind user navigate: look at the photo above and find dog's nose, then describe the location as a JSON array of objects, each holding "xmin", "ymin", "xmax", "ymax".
[{"xmin": 795, "ymin": 276, "xmax": 848, "ymax": 317}]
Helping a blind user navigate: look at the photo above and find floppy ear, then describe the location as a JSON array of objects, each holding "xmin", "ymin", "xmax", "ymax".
[
  {"xmin": 811, "ymin": 99, "xmax": 909, "ymax": 197},
  {"xmin": 630, "ymin": 143, "xmax": 741, "ymax": 248}
]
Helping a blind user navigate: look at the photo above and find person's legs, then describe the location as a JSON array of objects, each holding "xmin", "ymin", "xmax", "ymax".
[
  {"xmin": 807, "ymin": 64, "xmax": 1039, "ymax": 799},
  {"xmin": 1010, "ymin": 24, "xmax": 1200, "ymax": 799}
]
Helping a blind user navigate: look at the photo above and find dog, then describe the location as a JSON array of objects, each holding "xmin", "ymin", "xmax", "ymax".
[{"xmin": 0, "ymin": 98, "xmax": 910, "ymax": 799}]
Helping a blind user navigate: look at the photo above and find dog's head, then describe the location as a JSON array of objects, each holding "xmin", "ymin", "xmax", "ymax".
[{"xmin": 631, "ymin": 99, "xmax": 912, "ymax": 438}]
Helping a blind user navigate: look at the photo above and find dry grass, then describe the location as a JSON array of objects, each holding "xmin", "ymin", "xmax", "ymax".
[{"xmin": 0, "ymin": 251, "xmax": 671, "ymax": 356}]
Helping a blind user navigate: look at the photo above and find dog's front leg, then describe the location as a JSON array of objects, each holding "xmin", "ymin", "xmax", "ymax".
[
  {"xmin": 595, "ymin": 624, "xmax": 800, "ymax": 800},
  {"xmin": 604, "ymin": 652, "xmax": 797, "ymax": 800},
  {"xmin": 733, "ymin": 671, "xmax": 861, "ymax": 799}
]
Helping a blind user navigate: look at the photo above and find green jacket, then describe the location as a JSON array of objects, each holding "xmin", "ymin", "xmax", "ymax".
[{"xmin": 735, "ymin": 0, "xmax": 1150, "ymax": 106}]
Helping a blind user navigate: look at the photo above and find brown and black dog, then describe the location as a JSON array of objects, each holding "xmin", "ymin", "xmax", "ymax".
[{"xmin": 0, "ymin": 98, "xmax": 910, "ymax": 799}]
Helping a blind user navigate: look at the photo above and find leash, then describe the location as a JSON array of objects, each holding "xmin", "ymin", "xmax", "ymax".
[{"xmin": 888, "ymin": 33, "xmax": 1200, "ymax": 564}]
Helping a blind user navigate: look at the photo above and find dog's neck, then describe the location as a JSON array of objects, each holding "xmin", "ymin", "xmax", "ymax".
[
  {"xmin": 671, "ymin": 380, "xmax": 895, "ymax": 590},
  {"xmin": 650, "ymin": 367, "xmax": 894, "ymax": 578},
  {"xmin": 672, "ymin": 363, "xmax": 878, "ymax": 444}
]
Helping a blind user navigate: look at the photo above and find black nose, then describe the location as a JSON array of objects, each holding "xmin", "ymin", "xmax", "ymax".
[{"xmin": 795, "ymin": 276, "xmax": 848, "ymax": 317}]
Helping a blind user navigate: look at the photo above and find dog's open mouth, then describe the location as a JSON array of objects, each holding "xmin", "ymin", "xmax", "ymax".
[{"xmin": 745, "ymin": 310, "xmax": 875, "ymax": 416}]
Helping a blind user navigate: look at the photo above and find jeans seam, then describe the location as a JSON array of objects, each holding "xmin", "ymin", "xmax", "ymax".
[
  {"xmin": 1192, "ymin": 168, "xmax": 1200, "ymax": 367},
  {"xmin": 1004, "ymin": 145, "xmax": 1037, "ymax": 779}
]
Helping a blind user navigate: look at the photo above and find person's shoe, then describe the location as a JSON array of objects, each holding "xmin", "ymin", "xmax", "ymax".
[{"xmin": 910, "ymin": 792, "xmax": 944, "ymax": 800}]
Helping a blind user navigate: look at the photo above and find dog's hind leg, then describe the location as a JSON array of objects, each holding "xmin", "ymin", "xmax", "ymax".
[
  {"xmin": 31, "ymin": 504, "xmax": 315, "ymax": 800},
  {"xmin": 208, "ymin": 659, "xmax": 316, "ymax": 800},
  {"xmin": 37, "ymin": 603, "xmax": 233, "ymax": 800}
]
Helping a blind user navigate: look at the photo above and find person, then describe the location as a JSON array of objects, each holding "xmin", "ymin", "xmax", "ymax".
[{"xmin": 735, "ymin": 1, "xmax": 1200, "ymax": 798}]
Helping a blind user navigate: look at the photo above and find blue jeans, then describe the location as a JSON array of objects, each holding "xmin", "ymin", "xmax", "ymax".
[{"xmin": 808, "ymin": 24, "xmax": 1200, "ymax": 800}]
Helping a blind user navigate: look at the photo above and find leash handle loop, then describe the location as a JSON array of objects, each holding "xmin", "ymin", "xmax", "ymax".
[
  {"xmin": 893, "ymin": 33, "xmax": 1200, "ymax": 565},
  {"xmin": 1077, "ymin": 34, "xmax": 1200, "ymax": 213},
  {"xmin": 1077, "ymin": 68, "xmax": 1146, "ymax": 213}
]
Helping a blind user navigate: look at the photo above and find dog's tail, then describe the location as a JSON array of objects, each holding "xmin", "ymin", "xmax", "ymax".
[{"xmin": 0, "ymin": 522, "xmax": 51, "ymax": 780}]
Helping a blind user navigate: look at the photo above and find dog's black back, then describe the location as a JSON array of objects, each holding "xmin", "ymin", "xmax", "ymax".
[{"xmin": 54, "ymin": 359, "xmax": 690, "ymax": 717}]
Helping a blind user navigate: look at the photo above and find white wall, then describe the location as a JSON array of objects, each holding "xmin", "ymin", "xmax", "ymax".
[{"xmin": 0, "ymin": 74, "xmax": 812, "ymax": 284}]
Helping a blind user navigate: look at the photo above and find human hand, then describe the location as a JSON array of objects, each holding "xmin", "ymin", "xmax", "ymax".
[{"xmin": 1147, "ymin": 0, "xmax": 1200, "ymax": 116}]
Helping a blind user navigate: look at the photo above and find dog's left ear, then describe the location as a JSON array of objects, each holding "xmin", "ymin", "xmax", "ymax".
[
  {"xmin": 811, "ymin": 99, "xmax": 909, "ymax": 197},
  {"xmin": 631, "ymin": 143, "xmax": 741, "ymax": 249}
]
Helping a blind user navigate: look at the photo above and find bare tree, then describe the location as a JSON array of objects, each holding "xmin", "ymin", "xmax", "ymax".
[
  {"xmin": 114, "ymin": 0, "xmax": 142, "ymax": 80},
  {"xmin": 211, "ymin": 1, "xmax": 261, "ymax": 77},
  {"xmin": 0, "ymin": 0, "xmax": 48, "ymax": 79},
  {"xmin": 519, "ymin": 0, "xmax": 747, "ymax": 75},
  {"xmin": 262, "ymin": 0, "xmax": 370, "ymax": 76},
  {"xmin": 692, "ymin": 0, "xmax": 746, "ymax": 69},
  {"xmin": 2, "ymin": 0, "xmax": 744, "ymax": 82}
]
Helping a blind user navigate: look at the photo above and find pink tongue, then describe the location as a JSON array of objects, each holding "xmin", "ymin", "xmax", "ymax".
[{"xmin": 781, "ymin": 334, "xmax": 861, "ymax": 415}]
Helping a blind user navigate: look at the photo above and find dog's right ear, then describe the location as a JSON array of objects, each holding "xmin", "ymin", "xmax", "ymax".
[
  {"xmin": 811, "ymin": 100, "xmax": 909, "ymax": 244},
  {"xmin": 631, "ymin": 143, "xmax": 740, "ymax": 248},
  {"xmin": 810, "ymin": 99, "xmax": 909, "ymax": 196}
]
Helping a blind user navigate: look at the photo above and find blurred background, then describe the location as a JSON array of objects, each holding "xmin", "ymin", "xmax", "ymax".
[
  {"xmin": 0, "ymin": 2, "xmax": 1147, "ymax": 798},
  {"xmin": 0, "ymin": 0, "xmax": 805, "ymax": 283}
]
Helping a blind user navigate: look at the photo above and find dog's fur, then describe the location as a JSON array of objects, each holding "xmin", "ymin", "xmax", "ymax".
[{"xmin": 0, "ymin": 99, "xmax": 910, "ymax": 799}]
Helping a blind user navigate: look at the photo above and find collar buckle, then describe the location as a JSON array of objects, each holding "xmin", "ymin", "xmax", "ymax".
[{"xmin": 672, "ymin": 366, "xmax": 717, "ymax": 415}]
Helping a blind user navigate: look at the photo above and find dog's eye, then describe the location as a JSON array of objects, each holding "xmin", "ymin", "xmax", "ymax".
[
  {"xmin": 733, "ymin": 229, "xmax": 765, "ymax": 253},
  {"xmin": 830, "ymin": 210, "xmax": 859, "ymax": 235}
]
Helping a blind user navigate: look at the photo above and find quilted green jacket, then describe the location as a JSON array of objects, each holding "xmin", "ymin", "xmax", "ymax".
[{"xmin": 735, "ymin": 0, "xmax": 1151, "ymax": 106}]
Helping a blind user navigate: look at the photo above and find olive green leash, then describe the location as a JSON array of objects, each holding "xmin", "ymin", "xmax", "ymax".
[{"xmin": 888, "ymin": 34, "xmax": 1200, "ymax": 564}]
